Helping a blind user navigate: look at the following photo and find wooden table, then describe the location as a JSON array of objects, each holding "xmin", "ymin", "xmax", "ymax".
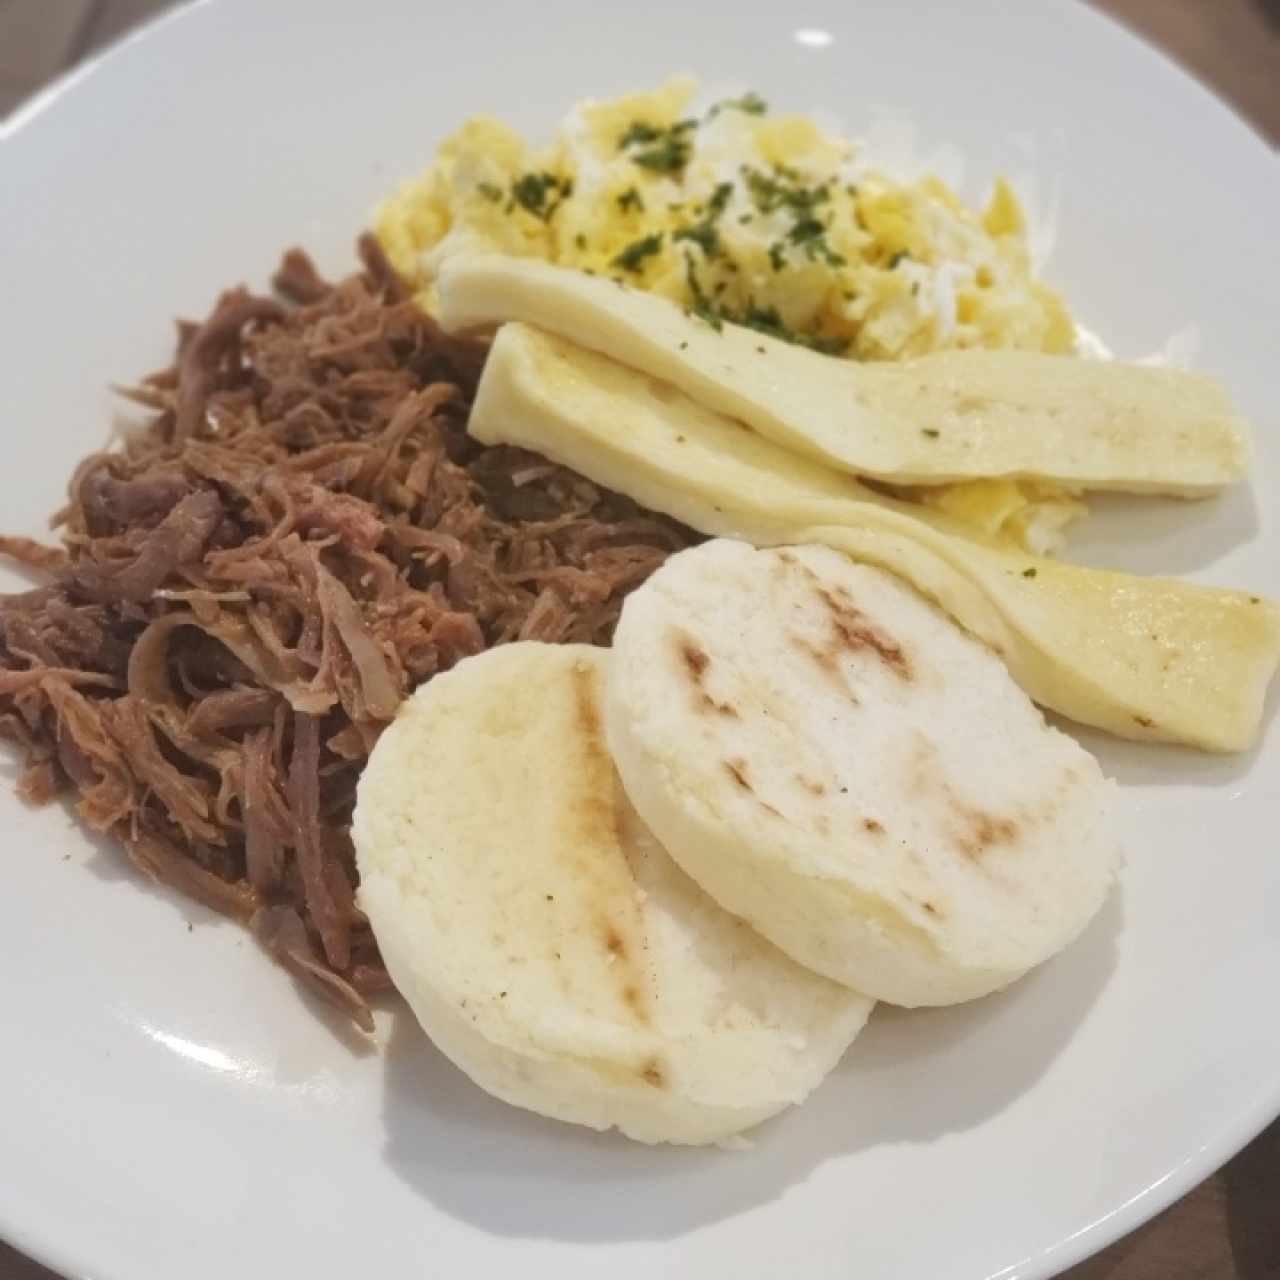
[{"xmin": 1, "ymin": 2, "xmax": 1277, "ymax": 1277}]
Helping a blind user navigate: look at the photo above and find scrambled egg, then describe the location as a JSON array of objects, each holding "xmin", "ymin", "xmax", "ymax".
[{"xmin": 376, "ymin": 77, "xmax": 1084, "ymax": 551}]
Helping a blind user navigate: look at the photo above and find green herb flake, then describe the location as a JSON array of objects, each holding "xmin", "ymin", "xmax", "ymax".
[
  {"xmin": 682, "ymin": 253, "xmax": 847, "ymax": 353},
  {"xmin": 1022, "ymin": 567, "xmax": 1038, "ymax": 579},
  {"xmin": 787, "ymin": 216, "xmax": 846, "ymax": 265},
  {"xmin": 671, "ymin": 183, "xmax": 734, "ymax": 260},
  {"xmin": 683, "ymin": 254, "xmax": 724, "ymax": 332},
  {"xmin": 574, "ymin": 233, "xmax": 587, "ymax": 249},
  {"xmin": 616, "ymin": 186, "xmax": 645, "ymax": 213},
  {"xmin": 476, "ymin": 181, "xmax": 503, "ymax": 203},
  {"xmin": 621, "ymin": 118, "xmax": 698, "ymax": 177},
  {"xmin": 632, "ymin": 137, "xmax": 692, "ymax": 173},
  {"xmin": 743, "ymin": 166, "xmax": 830, "ymax": 216},
  {"xmin": 768, "ymin": 241, "xmax": 787, "ymax": 272},
  {"xmin": 612, "ymin": 233, "xmax": 665, "ymax": 273},
  {"xmin": 737, "ymin": 303, "xmax": 788, "ymax": 339},
  {"xmin": 708, "ymin": 181, "xmax": 734, "ymax": 215},
  {"xmin": 619, "ymin": 121, "xmax": 662, "ymax": 148},
  {"xmin": 511, "ymin": 171, "xmax": 572, "ymax": 221},
  {"xmin": 921, "ymin": 428, "xmax": 941, "ymax": 439},
  {"xmin": 689, "ymin": 304, "xmax": 724, "ymax": 333},
  {"xmin": 734, "ymin": 301, "xmax": 847, "ymax": 354},
  {"xmin": 707, "ymin": 91, "xmax": 768, "ymax": 119},
  {"xmin": 674, "ymin": 222, "xmax": 720, "ymax": 256}
]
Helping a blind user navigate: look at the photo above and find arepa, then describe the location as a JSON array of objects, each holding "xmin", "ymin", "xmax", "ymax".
[
  {"xmin": 354, "ymin": 643, "xmax": 872, "ymax": 1145},
  {"xmin": 606, "ymin": 540, "xmax": 1120, "ymax": 1006}
]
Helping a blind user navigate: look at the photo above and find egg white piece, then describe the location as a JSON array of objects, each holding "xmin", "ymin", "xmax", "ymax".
[
  {"xmin": 354, "ymin": 643, "xmax": 872, "ymax": 1145},
  {"xmin": 606, "ymin": 540, "xmax": 1121, "ymax": 1006}
]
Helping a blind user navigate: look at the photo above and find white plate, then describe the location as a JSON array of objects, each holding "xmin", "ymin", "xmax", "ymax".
[{"xmin": 2, "ymin": 2, "xmax": 1277, "ymax": 1277}]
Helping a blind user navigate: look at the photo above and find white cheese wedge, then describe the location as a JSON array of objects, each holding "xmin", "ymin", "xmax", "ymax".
[{"xmin": 437, "ymin": 254, "xmax": 1249, "ymax": 494}]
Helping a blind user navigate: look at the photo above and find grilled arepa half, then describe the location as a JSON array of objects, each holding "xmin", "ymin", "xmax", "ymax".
[{"xmin": 606, "ymin": 541, "xmax": 1120, "ymax": 1006}]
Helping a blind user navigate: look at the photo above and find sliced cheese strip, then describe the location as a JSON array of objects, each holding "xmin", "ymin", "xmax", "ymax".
[
  {"xmin": 467, "ymin": 323, "xmax": 1280, "ymax": 752},
  {"xmin": 607, "ymin": 540, "xmax": 1119, "ymax": 1006},
  {"xmin": 353, "ymin": 643, "xmax": 872, "ymax": 1145},
  {"xmin": 438, "ymin": 254, "xmax": 1250, "ymax": 494}
]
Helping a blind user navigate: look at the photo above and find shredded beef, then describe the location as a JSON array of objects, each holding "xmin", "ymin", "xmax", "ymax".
[{"xmin": 0, "ymin": 243, "xmax": 695, "ymax": 1029}]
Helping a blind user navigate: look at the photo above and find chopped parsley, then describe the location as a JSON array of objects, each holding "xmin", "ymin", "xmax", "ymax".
[
  {"xmin": 787, "ymin": 216, "xmax": 846, "ymax": 265},
  {"xmin": 574, "ymin": 233, "xmax": 588, "ymax": 249},
  {"xmin": 921, "ymin": 428, "xmax": 941, "ymax": 439},
  {"xmin": 707, "ymin": 91, "xmax": 768, "ymax": 119},
  {"xmin": 616, "ymin": 186, "xmax": 644, "ymax": 213},
  {"xmin": 682, "ymin": 252, "xmax": 848, "ymax": 353},
  {"xmin": 476, "ymin": 181, "xmax": 503, "ymax": 203},
  {"xmin": 620, "ymin": 118, "xmax": 698, "ymax": 177},
  {"xmin": 741, "ymin": 166, "xmax": 845, "ymax": 271},
  {"xmin": 612, "ymin": 233, "xmax": 664, "ymax": 273},
  {"xmin": 510, "ymin": 171, "xmax": 572, "ymax": 221},
  {"xmin": 742, "ymin": 165, "xmax": 830, "ymax": 217},
  {"xmin": 1022, "ymin": 567, "xmax": 1038, "ymax": 578},
  {"xmin": 747, "ymin": 312, "xmax": 847, "ymax": 355},
  {"xmin": 683, "ymin": 254, "xmax": 724, "ymax": 331},
  {"xmin": 674, "ymin": 222, "xmax": 720, "ymax": 256},
  {"xmin": 618, "ymin": 121, "xmax": 662, "ymax": 147},
  {"xmin": 707, "ymin": 181, "xmax": 735, "ymax": 216},
  {"xmin": 672, "ymin": 182, "xmax": 734, "ymax": 259},
  {"xmin": 733, "ymin": 303, "xmax": 798, "ymax": 344}
]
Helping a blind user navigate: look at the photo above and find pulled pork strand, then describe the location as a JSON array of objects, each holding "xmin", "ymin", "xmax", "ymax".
[{"xmin": 0, "ymin": 243, "xmax": 695, "ymax": 1029}]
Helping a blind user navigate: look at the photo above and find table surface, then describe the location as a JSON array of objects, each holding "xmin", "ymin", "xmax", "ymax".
[{"xmin": 1, "ymin": 2, "xmax": 1277, "ymax": 1278}]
